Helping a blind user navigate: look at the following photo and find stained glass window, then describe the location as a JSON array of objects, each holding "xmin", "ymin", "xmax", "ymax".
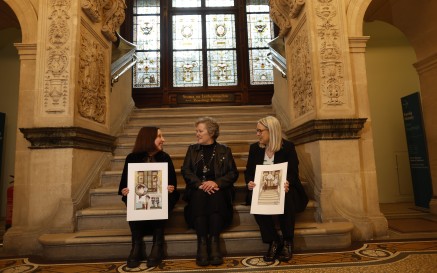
[
  {"xmin": 133, "ymin": 1, "xmax": 161, "ymax": 88},
  {"xmin": 173, "ymin": 0, "xmax": 201, "ymax": 8},
  {"xmin": 247, "ymin": 0, "xmax": 274, "ymax": 85},
  {"xmin": 205, "ymin": 0, "xmax": 234, "ymax": 7},
  {"xmin": 131, "ymin": 0, "xmax": 275, "ymax": 91}
]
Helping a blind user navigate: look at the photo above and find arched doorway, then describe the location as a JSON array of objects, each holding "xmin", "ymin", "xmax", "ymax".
[
  {"xmin": 0, "ymin": 0, "xmax": 20, "ymax": 229},
  {"xmin": 364, "ymin": 20, "xmax": 420, "ymax": 204}
]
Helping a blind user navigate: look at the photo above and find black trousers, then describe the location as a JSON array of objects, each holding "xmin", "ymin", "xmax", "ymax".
[
  {"xmin": 129, "ymin": 220, "xmax": 166, "ymax": 242},
  {"xmin": 254, "ymin": 192, "xmax": 296, "ymax": 243},
  {"xmin": 188, "ymin": 189, "xmax": 229, "ymax": 237}
]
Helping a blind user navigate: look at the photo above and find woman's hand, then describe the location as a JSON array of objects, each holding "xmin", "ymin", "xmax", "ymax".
[
  {"xmin": 199, "ymin": 180, "xmax": 219, "ymax": 195},
  {"xmin": 247, "ymin": 181, "xmax": 256, "ymax": 190},
  {"xmin": 284, "ymin": 181, "xmax": 289, "ymax": 193},
  {"xmin": 167, "ymin": 185, "xmax": 175, "ymax": 193},
  {"xmin": 121, "ymin": 187, "xmax": 129, "ymax": 196}
]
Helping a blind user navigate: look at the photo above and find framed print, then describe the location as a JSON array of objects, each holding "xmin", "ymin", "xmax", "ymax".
[
  {"xmin": 127, "ymin": 163, "xmax": 168, "ymax": 221},
  {"xmin": 250, "ymin": 162, "xmax": 288, "ymax": 215}
]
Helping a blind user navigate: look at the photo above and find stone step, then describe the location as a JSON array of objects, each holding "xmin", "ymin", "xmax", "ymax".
[
  {"xmin": 127, "ymin": 113, "xmax": 271, "ymax": 125},
  {"xmin": 38, "ymin": 221, "xmax": 354, "ymax": 261},
  {"xmin": 116, "ymin": 129, "xmax": 258, "ymax": 144},
  {"xmin": 131, "ymin": 105, "xmax": 274, "ymax": 116},
  {"xmin": 110, "ymin": 152, "xmax": 249, "ymax": 171},
  {"xmin": 121, "ymin": 121, "xmax": 261, "ymax": 134},
  {"xmin": 77, "ymin": 200, "xmax": 318, "ymax": 231},
  {"xmin": 101, "ymin": 167, "xmax": 248, "ymax": 188},
  {"xmin": 114, "ymin": 140, "xmax": 253, "ymax": 156}
]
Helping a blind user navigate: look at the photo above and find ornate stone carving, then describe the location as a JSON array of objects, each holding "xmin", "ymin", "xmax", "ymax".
[
  {"xmin": 315, "ymin": 0, "xmax": 345, "ymax": 105},
  {"xmin": 290, "ymin": 22, "xmax": 314, "ymax": 117},
  {"xmin": 78, "ymin": 28, "xmax": 107, "ymax": 123},
  {"xmin": 81, "ymin": 0, "xmax": 104, "ymax": 22},
  {"xmin": 270, "ymin": 0, "xmax": 305, "ymax": 37},
  {"xmin": 101, "ymin": 0, "xmax": 126, "ymax": 42},
  {"xmin": 43, "ymin": 0, "xmax": 71, "ymax": 113}
]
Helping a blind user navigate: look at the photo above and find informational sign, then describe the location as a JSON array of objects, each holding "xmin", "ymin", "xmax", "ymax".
[{"xmin": 400, "ymin": 92, "xmax": 433, "ymax": 208}]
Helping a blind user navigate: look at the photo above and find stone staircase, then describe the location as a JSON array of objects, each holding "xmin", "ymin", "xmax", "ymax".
[{"xmin": 38, "ymin": 105, "xmax": 354, "ymax": 261}]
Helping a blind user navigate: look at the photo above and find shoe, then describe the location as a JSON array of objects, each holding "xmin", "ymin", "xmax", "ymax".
[
  {"xmin": 127, "ymin": 241, "xmax": 143, "ymax": 268},
  {"xmin": 209, "ymin": 235, "xmax": 223, "ymax": 265},
  {"xmin": 196, "ymin": 236, "xmax": 209, "ymax": 266},
  {"xmin": 277, "ymin": 240, "xmax": 293, "ymax": 262},
  {"xmin": 147, "ymin": 229, "xmax": 164, "ymax": 267},
  {"xmin": 263, "ymin": 240, "xmax": 281, "ymax": 262}
]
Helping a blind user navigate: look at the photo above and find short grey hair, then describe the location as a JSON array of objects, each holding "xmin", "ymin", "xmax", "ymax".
[{"xmin": 195, "ymin": 116, "xmax": 220, "ymax": 140}]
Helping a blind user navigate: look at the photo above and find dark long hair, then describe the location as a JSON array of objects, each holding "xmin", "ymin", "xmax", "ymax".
[{"xmin": 132, "ymin": 127, "xmax": 159, "ymax": 154}]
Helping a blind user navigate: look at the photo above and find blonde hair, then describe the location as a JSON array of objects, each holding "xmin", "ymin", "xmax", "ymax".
[{"xmin": 258, "ymin": 116, "xmax": 283, "ymax": 152}]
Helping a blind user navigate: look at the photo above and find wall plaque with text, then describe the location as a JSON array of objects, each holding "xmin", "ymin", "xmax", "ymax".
[{"xmin": 177, "ymin": 93, "xmax": 235, "ymax": 104}]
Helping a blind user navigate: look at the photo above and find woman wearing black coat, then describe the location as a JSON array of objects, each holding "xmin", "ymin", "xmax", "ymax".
[
  {"xmin": 118, "ymin": 127, "xmax": 180, "ymax": 268},
  {"xmin": 181, "ymin": 116, "xmax": 239, "ymax": 266},
  {"xmin": 245, "ymin": 116, "xmax": 308, "ymax": 262}
]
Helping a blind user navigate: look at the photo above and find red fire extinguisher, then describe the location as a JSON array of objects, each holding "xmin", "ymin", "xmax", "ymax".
[{"xmin": 5, "ymin": 175, "xmax": 14, "ymax": 230}]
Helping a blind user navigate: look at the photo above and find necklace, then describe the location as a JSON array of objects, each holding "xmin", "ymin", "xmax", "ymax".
[{"xmin": 200, "ymin": 144, "xmax": 216, "ymax": 181}]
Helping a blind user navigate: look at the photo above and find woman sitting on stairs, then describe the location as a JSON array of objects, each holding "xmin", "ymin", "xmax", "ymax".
[
  {"xmin": 118, "ymin": 126, "xmax": 180, "ymax": 268},
  {"xmin": 181, "ymin": 116, "xmax": 239, "ymax": 266}
]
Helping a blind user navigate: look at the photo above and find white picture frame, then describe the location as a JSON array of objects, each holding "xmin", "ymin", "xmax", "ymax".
[
  {"xmin": 250, "ymin": 162, "xmax": 288, "ymax": 215},
  {"xmin": 127, "ymin": 163, "xmax": 168, "ymax": 221}
]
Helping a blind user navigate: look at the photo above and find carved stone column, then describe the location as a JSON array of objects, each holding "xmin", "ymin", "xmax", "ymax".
[
  {"xmin": 270, "ymin": 0, "xmax": 385, "ymax": 240},
  {"xmin": 4, "ymin": 0, "xmax": 126, "ymax": 255}
]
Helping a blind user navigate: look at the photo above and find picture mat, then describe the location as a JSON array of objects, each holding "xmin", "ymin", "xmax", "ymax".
[
  {"xmin": 127, "ymin": 163, "xmax": 168, "ymax": 221},
  {"xmin": 250, "ymin": 162, "xmax": 287, "ymax": 215}
]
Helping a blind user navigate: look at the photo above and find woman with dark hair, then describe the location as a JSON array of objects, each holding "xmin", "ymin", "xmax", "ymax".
[
  {"xmin": 181, "ymin": 116, "xmax": 239, "ymax": 266},
  {"xmin": 118, "ymin": 127, "xmax": 180, "ymax": 268},
  {"xmin": 245, "ymin": 116, "xmax": 308, "ymax": 262}
]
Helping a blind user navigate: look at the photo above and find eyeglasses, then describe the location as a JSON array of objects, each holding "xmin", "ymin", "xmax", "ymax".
[{"xmin": 256, "ymin": 128, "xmax": 268, "ymax": 134}]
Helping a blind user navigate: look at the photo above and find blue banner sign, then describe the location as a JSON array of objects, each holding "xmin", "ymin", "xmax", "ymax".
[{"xmin": 400, "ymin": 92, "xmax": 433, "ymax": 208}]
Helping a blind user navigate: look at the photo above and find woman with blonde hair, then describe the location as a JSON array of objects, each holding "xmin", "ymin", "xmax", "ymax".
[{"xmin": 245, "ymin": 116, "xmax": 308, "ymax": 262}]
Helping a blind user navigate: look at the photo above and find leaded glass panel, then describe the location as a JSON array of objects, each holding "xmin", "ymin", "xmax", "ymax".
[
  {"xmin": 247, "ymin": 13, "xmax": 273, "ymax": 48},
  {"xmin": 173, "ymin": 51, "xmax": 203, "ymax": 87},
  {"xmin": 249, "ymin": 49, "xmax": 273, "ymax": 85},
  {"xmin": 134, "ymin": 15, "xmax": 160, "ymax": 51},
  {"xmin": 205, "ymin": 0, "xmax": 234, "ymax": 7},
  {"xmin": 206, "ymin": 14, "xmax": 236, "ymax": 49},
  {"xmin": 173, "ymin": 0, "xmax": 200, "ymax": 8},
  {"xmin": 134, "ymin": 0, "xmax": 160, "ymax": 14},
  {"xmin": 207, "ymin": 50, "xmax": 237, "ymax": 86},
  {"xmin": 173, "ymin": 15, "xmax": 202, "ymax": 50},
  {"xmin": 246, "ymin": 0, "xmax": 269, "ymax": 13},
  {"xmin": 134, "ymin": 51, "xmax": 161, "ymax": 88}
]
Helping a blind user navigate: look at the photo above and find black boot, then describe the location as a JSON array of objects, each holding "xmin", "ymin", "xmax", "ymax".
[
  {"xmin": 196, "ymin": 236, "xmax": 209, "ymax": 266},
  {"xmin": 278, "ymin": 240, "xmax": 293, "ymax": 262},
  {"xmin": 147, "ymin": 229, "xmax": 165, "ymax": 267},
  {"xmin": 209, "ymin": 235, "xmax": 223, "ymax": 265},
  {"xmin": 263, "ymin": 240, "xmax": 281, "ymax": 262},
  {"xmin": 127, "ymin": 241, "xmax": 143, "ymax": 268}
]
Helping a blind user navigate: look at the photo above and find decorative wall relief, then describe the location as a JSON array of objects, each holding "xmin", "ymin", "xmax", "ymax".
[
  {"xmin": 78, "ymin": 28, "xmax": 107, "ymax": 124},
  {"xmin": 315, "ymin": 0, "xmax": 345, "ymax": 105},
  {"xmin": 43, "ymin": 0, "xmax": 71, "ymax": 113},
  {"xmin": 270, "ymin": 0, "xmax": 305, "ymax": 37},
  {"xmin": 81, "ymin": 0, "xmax": 103, "ymax": 22},
  {"xmin": 101, "ymin": 0, "xmax": 126, "ymax": 42},
  {"xmin": 289, "ymin": 20, "xmax": 314, "ymax": 117}
]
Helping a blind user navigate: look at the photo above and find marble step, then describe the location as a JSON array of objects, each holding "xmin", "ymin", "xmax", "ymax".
[
  {"xmin": 116, "ymin": 129, "xmax": 258, "ymax": 144},
  {"xmin": 131, "ymin": 105, "xmax": 274, "ymax": 116},
  {"xmin": 76, "ymin": 199, "xmax": 318, "ymax": 232},
  {"xmin": 110, "ymin": 152, "xmax": 249, "ymax": 171},
  {"xmin": 38, "ymin": 221, "xmax": 354, "ymax": 261}
]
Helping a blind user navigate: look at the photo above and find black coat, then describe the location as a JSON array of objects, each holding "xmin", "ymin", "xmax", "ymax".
[
  {"xmin": 181, "ymin": 142, "xmax": 239, "ymax": 228},
  {"xmin": 244, "ymin": 140, "xmax": 308, "ymax": 213},
  {"xmin": 118, "ymin": 151, "xmax": 180, "ymax": 211}
]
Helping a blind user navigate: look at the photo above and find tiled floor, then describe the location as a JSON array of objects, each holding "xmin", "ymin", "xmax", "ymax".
[{"xmin": 1, "ymin": 202, "xmax": 437, "ymax": 273}]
